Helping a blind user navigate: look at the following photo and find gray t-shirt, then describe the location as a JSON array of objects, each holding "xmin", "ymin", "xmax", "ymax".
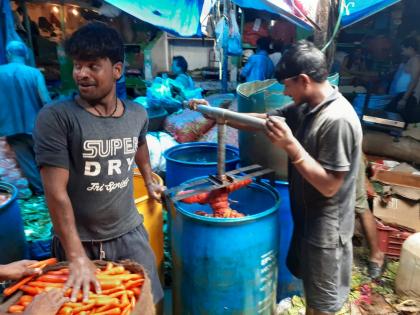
[
  {"xmin": 269, "ymin": 87, "xmax": 362, "ymax": 248},
  {"xmin": 34, "ymin": 99, "xmax": 148, "ymax": 241}
]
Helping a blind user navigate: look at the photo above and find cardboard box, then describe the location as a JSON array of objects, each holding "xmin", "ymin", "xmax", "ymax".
[{"xmin": 372, "ymin": 169, "xmax": 420, "ymax": 232}]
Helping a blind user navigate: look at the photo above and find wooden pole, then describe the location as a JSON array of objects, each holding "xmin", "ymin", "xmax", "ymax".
[{"xmin": 314, "ymin": 0, "xmax": 339, "ymax": 71}]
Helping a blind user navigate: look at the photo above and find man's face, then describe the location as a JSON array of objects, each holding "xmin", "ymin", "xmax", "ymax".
[
  {"xmin": 73, "ymin": 58, "xmax": 122, "ymax": 102},
  {"xmin": 171, "ymin": 60, "xmax": 181, "ymax": 75},
  {"xmin": 282, "ymin": 75, "xmax": 307, "ymax": 105}
]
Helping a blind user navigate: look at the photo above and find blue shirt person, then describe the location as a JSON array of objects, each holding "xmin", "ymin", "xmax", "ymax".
[
  {"xmin": 240, "ymin": 37, "xmax": 275, "ymax": 82},
  {"xmin": 0, "ymin": 41, "xmax": 50, "ymax": 193}
]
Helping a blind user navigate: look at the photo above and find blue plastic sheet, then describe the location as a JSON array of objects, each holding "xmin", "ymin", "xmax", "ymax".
[
  {"xmin": 341, "ymin": 0, "xmax": 401, "ymax": 28},
  {"xmin": 105, "ymin": 0, "xmax": 205, "ymax": 37}
]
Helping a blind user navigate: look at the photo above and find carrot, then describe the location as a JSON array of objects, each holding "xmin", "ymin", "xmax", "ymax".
[
  {"xmin": 94, "ymin": 307, "xmax": 121, "ymax": 315},
  {"xmin": 57, "ymin": 306, "xmax": 73, "ymax": 315},
  {"xmin": 28, "ymin": 281, "xmax": 63, "ymax": 288},
  {"xmin": 104, "ymin": 262, "xmax": 114, "ymax": 272},
  {"xmin": 37, "ymin": 274, "xmax": 68, "ymax": 283},
  {"xmin": 28, "ymin": 258, "xmax": 58, "ymax": 269},
  {"xmin": 100, "ymin": 266, "xmax": 125, "ymax": 275},
  {"xmin": 3, "ymin": 275, "xmax": 35, "ymax": 296},
  {"xmin": 100, "ymin": 285, "xmax": 125, "ymax": 295},
  {"xmin": 98, "ymin": 279, "xmax": 122, "ymax": 290},
  {"xmin": 72, "ymin": 303, "xmax": 95, "ymax": 313},
  {"xmin": 121, "ymin": 304, "xmax": 132, "ymax": 315},
  {"xmin": 18, "ymin": 295, "xmax": 33, "ymax": 303},
  {"xmin": 120, "ymin": 292, "xmax": 129, "ymax": 307},
  {"xmin": 20, "ymin": 285, "xmax": 43, "ymax": 295},
  {"xmin": 94, "ymin": 304, "xmax": 115, "ymax": 313},
  {"xmin": 124, "ymin": 279, "xmax": 144, "ymax": 290},
  {"xmin": 92, "ymin": 296, "xmax": 119, "ymax": 306},
  {"xmin": 97, "ymin": 274, "xmax": 141, "ymax": 281},
  {"xmin": 130, "ymin": 295, "xmax": 136, "ymax": 308},
  {"xmin": 48, "ymin": 268, "xmax": 69, "ymax": 275},
  {"xmin": 132, "ymin": 287, "xmax": 141, "ymax": 297},
  {"xmin": 108, "ymin": 290, "xmax": 126, "ymax": 298},
  {"xmin": 8, "ymin": 305, "xmax": 25, "ymax": 313}
]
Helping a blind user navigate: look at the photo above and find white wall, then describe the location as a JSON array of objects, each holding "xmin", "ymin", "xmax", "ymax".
[{"xmin": 168, "ymin": 37, "xmax": 215, "ymax": 71}]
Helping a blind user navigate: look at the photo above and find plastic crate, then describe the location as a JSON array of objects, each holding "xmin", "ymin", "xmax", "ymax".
[{"xmin": 376, "ymin": 220, "xmax": 412, "ymax": 259}]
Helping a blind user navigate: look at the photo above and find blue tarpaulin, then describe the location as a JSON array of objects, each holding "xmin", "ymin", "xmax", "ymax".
[
  {"xmin": 106, "ymin": 0, "xmax": 401, "ymax": 36},
  {"xmin": 105, "ymin": 0, "xmax": 205, "ymax": 37},
  {"xmin": 340, "ymin": 0, "xmax": 401, "ymax": 28}
]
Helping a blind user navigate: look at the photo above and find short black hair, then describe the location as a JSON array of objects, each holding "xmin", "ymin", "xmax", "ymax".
[
  {"xmin": 275, "ymin": 40, "xmax": 328, "ymax": 83},
  {"xmin": 256, "ymin": 37, "xmax": 270, "ymax": 51},
  {"xmin": 402, "ymin": 37, "xmax": 418, "ymax": 52},
  {"xmin": 65, "ymin": 21, "xmax": 124, "ymax": 64},
  {"xmin": 173, "ymin": 56, "xmax": 188, "ymax": 73}
]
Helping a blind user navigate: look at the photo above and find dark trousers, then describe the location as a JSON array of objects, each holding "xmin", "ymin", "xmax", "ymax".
[
  {"xmin": 6, "ymin": 133, "xmax": 43, "ymax": 194},
  {"xmin": 387, "ymin": 93, "xmax": 420, "ymax": 124}
]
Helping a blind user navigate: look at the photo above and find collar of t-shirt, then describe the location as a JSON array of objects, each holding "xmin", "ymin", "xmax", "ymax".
[{"xmin": 303, "ymin": 85, "xmax": 340, "ymax": 117}]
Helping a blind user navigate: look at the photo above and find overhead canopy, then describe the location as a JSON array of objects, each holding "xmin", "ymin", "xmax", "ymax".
[
  {"xmin": 230, "ymin": 0, "xmax": 318, "ymax": 30},
  {"xmin": 105, "ymin": 0, "xmax": 401, "ymax": 37},
  {"xmin": 340, "ymin": 0, "xmax": 401, "ymax": 28},
  {"xmin": 105, "ymin": 0, "xmax": 206, "ymax": 37}
]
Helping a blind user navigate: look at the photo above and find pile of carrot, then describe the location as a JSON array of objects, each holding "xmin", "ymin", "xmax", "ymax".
[
  {"xmin": 6, "ymin": 261, "xmax": 144, "ymax": 315},
  {"xmin": 179, "ymin": 178, "xmax": 252, "ymax": 218}
]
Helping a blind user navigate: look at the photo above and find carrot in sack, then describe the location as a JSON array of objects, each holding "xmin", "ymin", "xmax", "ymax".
[
  {"xmin": 94, "ymin": 307, "xmax": 121, "ymax": 315},
  {"xmin": 37, "ymin": 274, "xmax": 68, "ymax": 283}
]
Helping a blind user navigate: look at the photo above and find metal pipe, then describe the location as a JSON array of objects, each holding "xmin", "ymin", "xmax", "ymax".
[
  {"xmin": 217, "ymin": 123, "xmax": 226, "ymax": 180},
  {"xmin": 195, "ymin": 105, "xmax": 267, "ymax": 130}
]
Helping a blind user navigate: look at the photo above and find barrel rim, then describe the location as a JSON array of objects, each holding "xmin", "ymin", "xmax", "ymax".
[
  {"xmin": 163, "ymin": 142, "xmax": 240, "ymax": 166},
  {"xmin": 0, "ymin": 181, "xmax": 18, "ymax": 210},
  {"xmin": 173, "ymin": 179, "xmax": 280, "ymax": 224}
]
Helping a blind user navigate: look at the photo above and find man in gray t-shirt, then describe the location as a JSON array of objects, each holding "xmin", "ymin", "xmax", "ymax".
[
  {"xmin": 33, "ymin": 22, "xmax": 164, "ymax": 304},
  {"xmin": 191, "ymin": 40, "xmax": 362, "ymax": 315}
]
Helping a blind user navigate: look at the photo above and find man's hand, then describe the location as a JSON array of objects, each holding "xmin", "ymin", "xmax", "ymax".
[
  {"xmin": 24, "ymin": 289, "xmax": 68, "ymax": 315},
  {"xmin": 64, "ymin": 256, "xmax": 101, "ymax": 302},
  {"xmin": 0, "ymin": 260, "xmax": 42, "ymax": 281},
  {"xmin": 265, "ymin": 116, "xmax": 295, "ymax": 149},
  {"xmin": 188, "ymin": 98, "xmax": 210, "ymax": 110},
  {"xmin": 147, "ymin": 182, "xmax": 166, "ymax": 202}
]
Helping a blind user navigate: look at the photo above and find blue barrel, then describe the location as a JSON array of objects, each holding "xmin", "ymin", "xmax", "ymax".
[
  {"xmin": 271, "ymin": 181, "xmax": 303, "ymax": 301},
  {"xmin": 164, "ymin": 142, "xmax": 240, "ymax": 187},
  {"xmin": 171, "ymin": 179, "xmax": 279, "ymax": 314},
  {"xmin": 0, "ymin": 182, "xmax": 27, "ymax": 264}
]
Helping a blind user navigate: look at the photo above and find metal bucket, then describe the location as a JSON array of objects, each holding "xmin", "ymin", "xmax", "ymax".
[{"xmin": 171, "ymin": 179, "xmax": 279, "ymax": 314}]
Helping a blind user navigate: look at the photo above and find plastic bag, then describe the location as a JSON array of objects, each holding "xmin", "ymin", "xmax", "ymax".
[
  {"xmin": 146, "ymin": 132, "xmax": 178, "ymax": 172},
  {"xmin": 215, "ymin": 17, "xmax": 227, "ymax": 50},
  {"xmin": 215, "ymin": 12, "xmax": 242, "ymax": 56},
  {"xmin": 227, "ymin": 9, "xmax": 242, "ymax": 56}
]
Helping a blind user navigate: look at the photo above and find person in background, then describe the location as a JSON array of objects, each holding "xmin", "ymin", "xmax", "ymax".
[
  {"xmin": 33, "ymin": 22, "xmax": 164, "ymax": 306},
  {"xmin": 0, "ymin": 41, "xmax": 51, "ymax": 194},
  {"xmin": 171, "ymin": 55, "xmax": 194, "ymax": 89},
  {"xmin": 388, "ymin": 37, "xmax": 420, "ymax": 123},
  {"xmin": 240, "ymin": 37, "xmax": 274, "ymax": 82},
  {"xmin": 269, "ymin": 40, "xmax": 283, "ymax": 68},
  {"xmin": 192, "ymin": 40, "xmax": 362, "ymax": 315},
  {"xmin": 355, "ymin": 157, "xmax": 385, "ymax": 279},
  {"xmin": 0, "ymin": 260, "xmax": 67, "ymax": 315},
  {"xmin": 339, "ymin": 44, "xmax": 379, "ymax": 88}
]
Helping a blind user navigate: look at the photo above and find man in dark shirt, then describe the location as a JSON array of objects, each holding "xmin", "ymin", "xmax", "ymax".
[
  {"xmin": 191, "ymin": 40, "xmax": 362, "ymax": 315},
  {"xmin": 33, "ymin": 22, "xmax": 164, "ymax": 304}
]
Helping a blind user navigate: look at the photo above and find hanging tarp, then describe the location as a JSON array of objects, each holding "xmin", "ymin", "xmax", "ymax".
[
  {"xmin": 340, "ymin": 0, "xmax": 401, "ymax": 28},
  {"xmin": 105, "ymin": 0, "xmax": 207, "ymax": 37},
  {"xmin": 231, "ymin": 0, "xmax": 319, "ymax": 30},
  {"xmin": 0, "ymin": 0, "xmax": 22, "ymax": 64}
]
